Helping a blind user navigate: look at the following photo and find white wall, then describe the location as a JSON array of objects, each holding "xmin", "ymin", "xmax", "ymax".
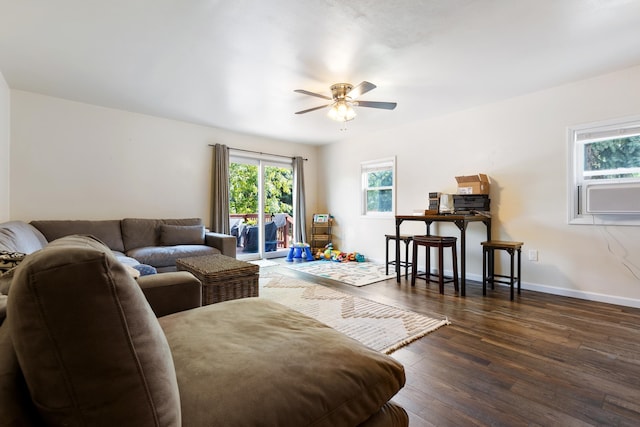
[
  {"xmin": 321, "ymin": 64, "xmax": 640, "ymax": 307},
  {"xmin": 8, "ymin": 66, "xmax": 640, "ymax": 307},
  {"xmin": 0, "ymin": 71, "xmax": 9, "ymax": 222},
  {"xmin": 9, "ymin": 91, "xmax": 319, "ymax": 225}
]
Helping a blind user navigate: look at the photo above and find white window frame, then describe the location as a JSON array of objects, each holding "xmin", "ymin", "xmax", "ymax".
[
  {"xmin": 568, "ymin": 115, "xmax": 640, "ymax": 225},
  {"xmin": 361, "ymin": 157, "xmax": 396, "ymax": 217}
]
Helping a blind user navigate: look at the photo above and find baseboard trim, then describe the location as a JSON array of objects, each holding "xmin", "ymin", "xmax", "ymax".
[
  {"xmin": 380, "ymin": 259, "xmax": 640, "ymax": 309},
  {"xmin": 462, "ymin": 271, "xmax": 640, "ymax": 309}
]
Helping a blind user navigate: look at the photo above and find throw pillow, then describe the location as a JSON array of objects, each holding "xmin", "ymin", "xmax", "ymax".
[
  {"xmin": 133, "ymin": 264, "xmax": 157, "ymax": 276},
  {"xmin": 0, "ymin": 251, "xmax": 26, "ymax": 274},
  {"xmin": 159, "ymin": 224, "xmax": 205, "ymax": 246}
]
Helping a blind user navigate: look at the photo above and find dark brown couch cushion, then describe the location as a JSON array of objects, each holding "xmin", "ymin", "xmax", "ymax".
[
  {"xmin": 122, "ymin": 218, "xmax": 203, "ymax": 250},
  {"xmin": 8, "ymin": 235, "xmax": 181, "ymax": 426},
  {"xmin": 160, "ymin": 224, "xmax": 205, "ymax": 246},
  {"xmin": 126, "ymin": 245, "xmax": 218, "ymax": 270},
  {"xmin": 30, "ymin": 220, "xmax": 126, "ymax": 252},
  {"xmin": 160, "ymin": 298, "xmax": 406, "ymax": 427}
]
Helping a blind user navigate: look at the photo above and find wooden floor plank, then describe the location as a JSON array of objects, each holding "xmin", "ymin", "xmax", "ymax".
[{"xmin": 275, "ymin": 266, "xmax": 640, "ymax": 426}]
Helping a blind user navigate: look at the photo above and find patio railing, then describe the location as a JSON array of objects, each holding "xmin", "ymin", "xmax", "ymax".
[{"xmin": 229, "ymin": 213, "xmax": 293, "ymax": 249}]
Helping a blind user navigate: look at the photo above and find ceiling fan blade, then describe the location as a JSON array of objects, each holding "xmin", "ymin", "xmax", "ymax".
[
  {"xmin": 355, "ymin": 100, "xmax": 397, "ymax": 110},
  {"xmin": 295, "ymin": 104, "xmax": 331, "ymax": 114},
  {"xmin": 294, "ymin": 89, "xmax": 332, "ymax": 100},
  {"xmin": 348, "ymin": 81, "xmax": 376, "ymax": 99}
]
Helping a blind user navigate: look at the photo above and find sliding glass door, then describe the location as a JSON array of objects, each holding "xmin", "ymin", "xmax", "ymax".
[{"xmin": 229, "ymin": 154, "xmax": 293, "ymax": 261}]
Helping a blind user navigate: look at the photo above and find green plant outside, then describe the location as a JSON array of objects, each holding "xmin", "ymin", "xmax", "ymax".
[
  {"xmin": 229, "ymin": 163, "xmax": 293, "ymax": 215},
  {"xmin": 366, "ymin": 170, "xmax": 393, "ymax": 212},
  {"xmin": 584, "ymin": 136, "xmax": 640, "ymax": 179}
]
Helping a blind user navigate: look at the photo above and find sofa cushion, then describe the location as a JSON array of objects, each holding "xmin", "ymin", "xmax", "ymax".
[
  {"xmin": 0, "ymin": 321, "xmax": 42, "ymax": 426},
  {"xmin": 0, "ymin": 295, "xmax": 6, "ymax": 324},
  {"xmin": 160, "ymin": 224, "xmax": 205, "ymax": 246},
  {"xmin": 111, "ymin": 250, "xmax": 141, "ymax": 267},
  {"xmin": 0, "ymin": 221, "xmax": 48, "ymax": 254},
  {"xmin": 30, "ymin": 220, "xmax": 126, "ymax": 252},
  {"xmin": 122, "ymin": 218, "xmax": 203, "ymax": 251},
  {"xmin": 127, "ymin": 244, "xmax": 219, "ymax": 268},
  {"xmin": 8, "ymin": 235, "xmax": 181, "ymax": 426},
  {"xmin": 159, "ymin": 298, "xmax": 406, "ymax": 427}
]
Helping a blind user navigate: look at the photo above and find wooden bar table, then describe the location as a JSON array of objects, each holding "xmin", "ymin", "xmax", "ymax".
[{"xmin": 395, "ymin": 213, "xmax": 491, "ymax": 296}]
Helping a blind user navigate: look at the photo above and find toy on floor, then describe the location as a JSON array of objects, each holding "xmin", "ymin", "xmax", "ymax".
[
  {"xmin": 286, "ymin": 242, "xmax": 314, "ymax": 262},
  {"xmin": 315, "ymin": 243, "xmax": 365, "ymax": 262}
]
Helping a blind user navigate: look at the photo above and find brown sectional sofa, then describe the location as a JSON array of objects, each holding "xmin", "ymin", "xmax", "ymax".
[
  {"xmin": 29, "ymin": 218, "xmax": 237, "ymax": 272},
  {"xmin": 0, "ymin": 235, "xmax": 409, "ymax": 426},
  {"xmin": 0, "ymin": 218, "xmax": 236, "ymax": 272}
]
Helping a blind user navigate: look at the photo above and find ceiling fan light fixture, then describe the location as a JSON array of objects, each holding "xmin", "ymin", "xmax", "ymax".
[
  {"xmin": 328, "ymin": 99, "xmax": 356, "ymax": 122},
  {"xmin": 295, "ymin": 81, "xmax": 394, "ymax": 126}
]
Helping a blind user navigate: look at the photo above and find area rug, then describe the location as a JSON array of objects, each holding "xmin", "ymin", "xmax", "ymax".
[
  {"xmin": 259, "ymin": 271, "xmax": 449, "ymax": 354},
  {"xmin": 248, "ymin": 259, "xmax": 279, "ymax": 268},
  {"xmin": 285, "ymin": 260, "xmax": 394, "ymax": 287}
]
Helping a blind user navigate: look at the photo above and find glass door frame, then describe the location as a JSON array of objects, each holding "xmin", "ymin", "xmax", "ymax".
[{"xmin": 230, "ymin": 152, "xmax": 293, "ymax": 261}]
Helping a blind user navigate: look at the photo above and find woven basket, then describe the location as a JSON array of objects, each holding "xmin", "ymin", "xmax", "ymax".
[
  {"xmin": 176, "ymin": 255, "xmax": 259, "ymax": 305},
  {"xmin": 201, "ymin": 274, "xmax": 259, "ymax": 304}
]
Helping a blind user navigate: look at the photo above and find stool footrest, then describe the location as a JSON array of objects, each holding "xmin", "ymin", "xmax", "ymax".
[
  {"xmin": 413, "ymin": 271, "xmax": 457, "ymax": 285},
  {"xmin": 485, "ymin": 275, "xmax": 519, "ymax": 286},
  {"xmin": 388, "ymin": 260, "xmax": 413, "ymax": 267}
]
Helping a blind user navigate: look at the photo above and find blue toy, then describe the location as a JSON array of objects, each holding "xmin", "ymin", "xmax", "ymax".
[{"xmin": 286, "ymin": 242, "xmax": 314, "ymax": 262}]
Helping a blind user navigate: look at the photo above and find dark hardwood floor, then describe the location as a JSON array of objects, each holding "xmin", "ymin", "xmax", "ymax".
[{"xmin": 277, "ymin": 265, "xmax": 640, "ymax": 427}]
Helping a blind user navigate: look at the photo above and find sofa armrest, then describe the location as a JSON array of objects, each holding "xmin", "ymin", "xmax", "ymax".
[
  {"xmin": 138, "ymin": 272, "xmax": 202, "ymax": 317},
  {"xmin": 205, "ymin": 232, "xmax": 236, "ymax": 258}
]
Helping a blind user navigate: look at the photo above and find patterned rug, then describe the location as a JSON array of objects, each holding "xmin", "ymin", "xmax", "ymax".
[
  {"xmin": 284, "ymin": 260, "xmax": 395, "ymax": 287},
  {"xmin": 259, "ymin": 271, "xmax": 449, "ymax": 354},
  {"xmin": 248, "ymin": 259, "xmax": 279, "ymax": 268}
]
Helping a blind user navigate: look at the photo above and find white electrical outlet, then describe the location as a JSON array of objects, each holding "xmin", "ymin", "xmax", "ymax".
[{"xmin": 528, "ymin": 249, "xmax": 538, "ymax": 262}]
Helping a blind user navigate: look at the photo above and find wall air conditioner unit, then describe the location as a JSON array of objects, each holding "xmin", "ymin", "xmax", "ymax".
[{"xmin": 585, "ymin": 182, "xmax": 640, "ymax": 214}]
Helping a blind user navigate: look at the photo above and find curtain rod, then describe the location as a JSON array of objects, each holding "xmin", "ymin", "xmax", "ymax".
[{"xmin": 208, "ymin": 145, "xmax": 308, "ymax": 161}]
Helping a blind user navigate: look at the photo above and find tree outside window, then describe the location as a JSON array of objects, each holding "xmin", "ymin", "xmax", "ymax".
[
  {"xmin": 583, "ymin": 136, "xmax": 640, "ymax": 180},
  {"xmin": 568, "ymin": 116, "xmax": 640, "ymax": 224},
  {"xmin": 361, "ymin": 158, "xmax": 395, "ymax": 216},
  {"xmin": 229, "ymin": 162, "xmax": 293, "ymax": 216}
]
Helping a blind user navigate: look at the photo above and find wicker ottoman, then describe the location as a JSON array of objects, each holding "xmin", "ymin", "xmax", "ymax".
[{"xmin": 176, "ymin": 254, "xmax": 259, "ymax": 305}]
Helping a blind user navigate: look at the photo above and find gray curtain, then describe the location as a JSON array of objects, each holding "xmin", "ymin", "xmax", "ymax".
[
  {"xmin": 210, "ymin": 144, "xmax": 230, "ymax": 234},
  {"xmin": 293, "ymin": 156, "xmax": 307, "ymax": 243}
]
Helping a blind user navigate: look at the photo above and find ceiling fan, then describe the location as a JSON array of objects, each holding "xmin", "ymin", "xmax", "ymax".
[{"xmin": 294, "ymin": 81, "xmax": 397, "ymax": 123}]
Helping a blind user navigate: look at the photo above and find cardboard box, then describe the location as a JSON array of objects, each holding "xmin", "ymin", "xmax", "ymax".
[{"xmin": 455, "ymin": 174, "xmax": 490, "ymax": 195}]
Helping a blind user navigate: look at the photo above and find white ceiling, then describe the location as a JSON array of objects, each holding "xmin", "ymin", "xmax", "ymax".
[{"xmin": 1, "ymin": 0, "xmax": 640, "ymax": 145}]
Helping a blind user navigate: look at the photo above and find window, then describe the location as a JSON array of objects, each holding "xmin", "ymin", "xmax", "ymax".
[
  {"xmin": 361, "ymin": 157, "xmax": 395, "ymax": 216},
  {"xmin": 568, "ymin": 116, "xmax": 640, "ymax": 224}
]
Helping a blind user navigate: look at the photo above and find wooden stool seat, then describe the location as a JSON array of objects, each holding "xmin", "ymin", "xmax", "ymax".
[
  {"xmin": 411, "ymin": 235, "xmax": 459, "ymax": 294},
  {"xmin": 481, "ymin": 240, "xmax": 523, "ymax": 300},
  {"xmin": 385, "ymin": 234, "xmax": 413, "ymax": 279}
]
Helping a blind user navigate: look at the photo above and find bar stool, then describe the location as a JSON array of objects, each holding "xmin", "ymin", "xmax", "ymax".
[
  {"xmin": 481, "ymin": 240, "xmax": 523, "ymax": 300},
  {"xmin": 411, "ymin": 235, "xmax": 459, "ymax": 294},
  {"xmin": 385, "ymin": 234, "xmax": 413, "ymax": 279}
]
